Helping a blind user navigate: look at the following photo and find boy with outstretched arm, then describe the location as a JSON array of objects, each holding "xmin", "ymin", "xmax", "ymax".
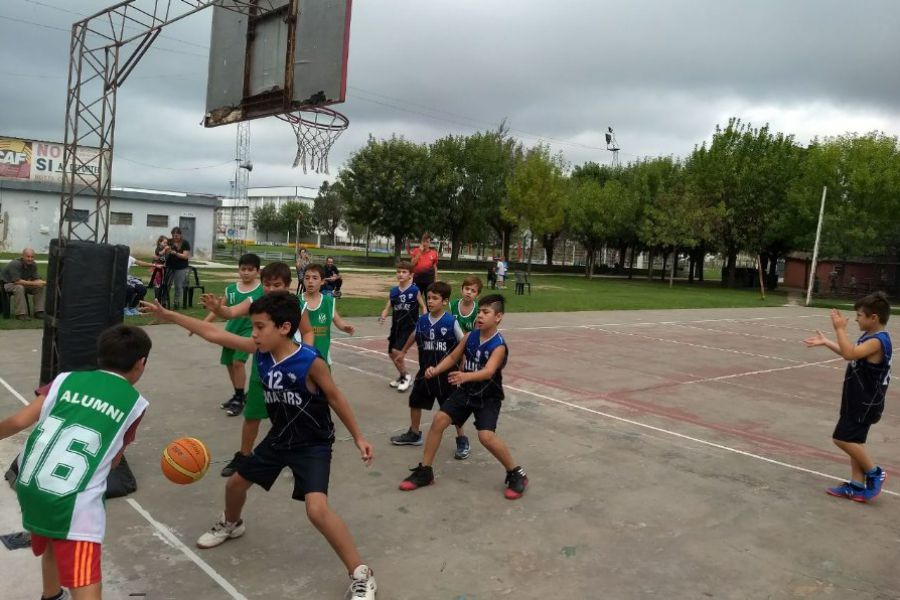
[
  {"xmin": 391, "ymin": 281, "xmax": 471, "ymax": 459},
  {"xmin": 141, "ymin": 292, "xmax": 377, "ymax": 598},
  {"xmin": 199, "ymin": 262, "xmax": 313, "ymax": 477},
  {"xmin": 298, "ymin": 264, "xmax": 355, "ymax": 366},
  {"xmin": 379, "ymin": 261, "xmax": 426, "ymax": 392},
  {"xmin": 199, "ymin": 253, "xmax": 263, "ymax": 415},
  {"xmin": 399, "ymin": 294, "xmax": 528, "ymax": 499},
  {"xmin": 804, "ymin": 292, "xmax": 892, "ymax": 502},
  {"xmin": 0, "ymin": 325, "xmax": 152, "ymax": 600}
]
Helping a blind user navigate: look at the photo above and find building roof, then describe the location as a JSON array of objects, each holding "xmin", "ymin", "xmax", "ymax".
[{"xmin": 0, "ymin": 179, "xmax": 220, "ymax": 208}]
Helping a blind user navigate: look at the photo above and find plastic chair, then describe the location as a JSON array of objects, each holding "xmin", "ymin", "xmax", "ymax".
[
  {"xmin": 183, "ymin": 267, "xmax": 206, "ymax": 308},
  {"xmin": 514, "ymin": 271, "xmax": 532, "ymax": 296},
  {"xmin": 0, "ymin": 280, "xmax": 31, "ymax": 318}
]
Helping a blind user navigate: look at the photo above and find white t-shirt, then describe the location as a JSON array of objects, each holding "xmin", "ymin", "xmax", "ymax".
[{"xmin": 496, "ymin": 260, "xmax": 507, "ymax": 277}]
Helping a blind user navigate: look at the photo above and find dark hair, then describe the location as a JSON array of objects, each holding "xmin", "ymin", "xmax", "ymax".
[
  {"xmin": 461, "ymin": 275, "xmax": 483, "ymax": 293},
  {"xmin": 260, "ymin": 262, "xmax": 292, "ymax": 286},
  {"xmin": 97, "ymin": 325, "xmax": 152, "ymax": 372},
  {"xmin": 397, "ymin": 260, "xmax": 412, "ymax": 272},
  {"xmin": 238, "ymin": 253, "xmax": 261, "ymax": 269},
  {"xmin": 325, "ymin": 256, "xmax": 334, "ymax": 261},
  {"xmin": 427, "ymin": 281, "xmax": 452, "ymax": 300},
  {"xmin": 249, "ymin": 292, "xmax": 300, "ymax": 337},
  {"xmin": 304, "ymin": 263, "xmax": 325, "ymax": 278},
  {"xmin": 171, "ymin": 227, "xmax": 182, "ymax": 235},
  {"xmin": 854, "ymin": 291, "xmax": 891, "ymax": 325},
  {"xmin": 479, "ymin": 294, "xmax": 505, "ymax": 314}
]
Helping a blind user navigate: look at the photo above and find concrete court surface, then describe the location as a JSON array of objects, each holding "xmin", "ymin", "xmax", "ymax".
[{"xmin": 1, "ymin": 306, "xmax": 898, "ymax": 599}]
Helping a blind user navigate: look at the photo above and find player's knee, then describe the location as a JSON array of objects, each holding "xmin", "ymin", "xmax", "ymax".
[
  {"xmin": 433, "ymin": 411, "xmax": 452, "ymax": 430},
  {"xmin": 304, "ymin": 494, "xmax": 330, "ymax": 524},
  {"xmin": 477, "ymin": 429, "xmax": 495, "ymax": 446},
  {"xmin": 225, "ymin": 473, "xmax": 251, "ymax": 493}
]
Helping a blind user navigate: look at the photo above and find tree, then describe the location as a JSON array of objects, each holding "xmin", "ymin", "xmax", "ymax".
[
  {"xmin": 340, "ymin": 135, "xmax": 430, "ymax": 258},
  {"xmin": 424, "ymin": 135, "xmax": 470, "ymax": 265},
  {"xmin": 279, "ymin": 201, "xmax": 314, "ymax": 241},
  {"xmin": 506, "ymin": 144, "xmax": 567, "ymax": 272},
  {"xmin": 252, "ymin": 203, "xmax": 281, "ymax": 242},
  {"xmin": 312, "ymin": 181, "xmax": 346, "ymax": 246},
  {"xmin": 566, "ymin": 178, "xmax": 623, "ymax": 277}
]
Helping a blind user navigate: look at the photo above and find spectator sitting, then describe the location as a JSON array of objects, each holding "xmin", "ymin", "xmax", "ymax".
[
  {"xmin": 322, "ymin": 256, "xmax": 343, "ymax": 298},
  {"xmin": 2, "ymin": 248, "xmax": 46, "ymax": 321},
  {"xmin": 125, "ymin": 256, "xmax": 154, "ymax": 316}
]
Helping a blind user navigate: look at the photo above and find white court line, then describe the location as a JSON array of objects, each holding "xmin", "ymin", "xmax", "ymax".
[
  {"xmin": 680, "ymin": 359, "xmax": 843, "ymax": 385},
  {"xmin": 0, "ymin": 376, "xmax": 248, "ymax": 600},
  {"xmin": 0, "ymin": 376, "xmax": 29, "ymax": 406},
  {"xmin": 331, "ymin": 340, "xmax": 899, "ymax": 498},
  {"xmin": 126, "ymin": 499, "xmax": 248, "ymax": 600}
]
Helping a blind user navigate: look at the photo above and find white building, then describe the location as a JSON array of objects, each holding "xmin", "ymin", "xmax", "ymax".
[{"xmin": 0, "ymin": 179, "xmax": 218, "ymax": 258}]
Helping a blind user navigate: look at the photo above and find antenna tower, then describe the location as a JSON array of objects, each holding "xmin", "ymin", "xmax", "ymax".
[
  {"xmin": 231, "ymin": 121, "xmax": 252, "ymax": 256},
  {"xmin": 605, "ymin": 126, "xmax": 621, "ymax": 168}
]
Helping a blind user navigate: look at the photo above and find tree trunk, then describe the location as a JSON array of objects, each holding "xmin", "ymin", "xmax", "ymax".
[
  {"xmin": 725, "ymin": 246, "xmax": 737, "ymax": 287},
  {"xmin": 542, "ymin": 233, "xmax": 557, "ymax": 266},
  {"xmin": 393, "ymin": 234, "xmax": 403, "ymax": 260},
  {"xmin": 450, "ymin": 231, "xmax": 462, "ymax": 267},
  {"xmin": 697, "ymin": 243, "xmax": 705, "ymax": 282},
  {"xmin": 669, "ymin": 249, "xmax": 677, "ymax": 288},
  {"xmin": 628, "ymin": 246, "xmax": 636, "ymax": 279},
  {"xmin": 661, "ymin": 251, "xmax": 669, "ymax": 282},
  {"xmin": 688, "ymin": 248, "xmax": 696, "ymax": 284},
  {"xmin": 646, "ymin": 249, "xmax": 654, "ymax": 281},
  {"xmin": 617, "ymin": 242, "xmax": 627, "ymax": 270}
]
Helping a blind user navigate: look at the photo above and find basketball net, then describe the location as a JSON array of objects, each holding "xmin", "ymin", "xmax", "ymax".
[{"xmin": 277, "ymin": 106, "xmax": 349, "ymax": 174}]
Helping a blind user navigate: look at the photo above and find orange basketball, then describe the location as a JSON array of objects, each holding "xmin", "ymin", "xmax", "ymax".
[{"xmin": 161, "ymin": 437, "xmax": 210, "ymax": 485}]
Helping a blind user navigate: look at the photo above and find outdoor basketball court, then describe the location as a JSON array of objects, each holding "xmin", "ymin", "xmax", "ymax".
[{"xmin": 1, "ymin": 305, "xmax": 897, "ymax": 599}]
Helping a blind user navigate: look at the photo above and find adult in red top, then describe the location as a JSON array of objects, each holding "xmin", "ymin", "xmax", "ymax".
[{"xmin": 409, "ymin": 234, "xmax": 439, "ymax": 291}]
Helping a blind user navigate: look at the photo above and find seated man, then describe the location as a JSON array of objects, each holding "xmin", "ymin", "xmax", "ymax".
[
  {"xmin": 322, "ymin": 256, "xmax": 344, "ymax": 298},
  {"xmin": 2, "ymin": 248, "xmax": 46, "ymax": 320}
]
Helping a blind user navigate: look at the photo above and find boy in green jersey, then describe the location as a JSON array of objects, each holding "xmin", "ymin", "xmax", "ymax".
[
  {"xmin": 200, "ymin": 262, "xmax": 314, "ymax": 477},
  {"xmin": 450, "ymin": 275, "xmax": 482, "ymax": 333},
  {"xmin": 201, "ymin": 253, "xmax": 263, "ymax": 416},
  {"xmin": 297, "ymin": 264, "xmax": 355, "ymax": 364},
  {"xmin": 0, "ymin": 325, "xmax": 152, "ymax": 600}
]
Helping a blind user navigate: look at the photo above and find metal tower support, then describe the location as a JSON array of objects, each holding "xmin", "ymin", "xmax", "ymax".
[
  {"xmin": 604, "ymin": 126, "xmax": 620, "ymax": 168},
  {"xmin": 47, "ymin": 0, "xmax": 278, "ymax": 379},
  {"xmin": 231, "ymin": 121, "xmax": 252, "ymax": 256}
]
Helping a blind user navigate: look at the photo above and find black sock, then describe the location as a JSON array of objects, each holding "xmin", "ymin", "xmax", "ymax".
[
  {"xmin": 234, "ymin": 388, "xmax": 245, "ymax": 400},
  {"xmin": 42, "ymin": 591, "xmax": 65, "ymax": 600}
]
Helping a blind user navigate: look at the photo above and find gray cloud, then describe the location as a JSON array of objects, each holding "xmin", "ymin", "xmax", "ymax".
[{"xmin": 2, "ymin": 0, "xmax": 898, "ymax": 194}]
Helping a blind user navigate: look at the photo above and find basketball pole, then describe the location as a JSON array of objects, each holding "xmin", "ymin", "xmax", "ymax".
[{"xmin": 804, "ymin": 186, "xmax": 828, "ymax": 307}]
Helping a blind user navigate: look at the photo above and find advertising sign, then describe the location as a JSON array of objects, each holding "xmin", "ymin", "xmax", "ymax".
[{"xmin": 0, "ymin": 137, "xmax": 102, "ymax": 186}]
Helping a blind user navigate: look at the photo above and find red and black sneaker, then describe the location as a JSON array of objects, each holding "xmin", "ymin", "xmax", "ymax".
[
  {"xmin": 399, "ymin": 463, "xmax": 434, "ymax": 491},
  {"xmin": 504, "ymin": 466, "xmax": 528, "ymax": 499}
]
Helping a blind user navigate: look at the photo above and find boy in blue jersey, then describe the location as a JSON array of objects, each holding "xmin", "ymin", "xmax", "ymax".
[
  {"xmin": 399, "ymin": 294, "xmax": 528, "ymax": 500},
  {"xmin": 391, "ymin": 281, "xmax": 471, "ymax": 460},
  {"xmin": 804, "ymin": 292, "xmax": 892, "ymax": 502},
  {"xmin": 141, "ymin": 293, "xmax": 377, "ymax": 599},
  {"xmin": 379, "ymin": 260, "xmax": 426, "ymax": 392}
]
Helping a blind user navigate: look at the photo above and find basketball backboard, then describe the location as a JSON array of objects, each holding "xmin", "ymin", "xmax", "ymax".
[{"xmin": 204, "ymin": 0, "xmax": 352, "ymax": 127}]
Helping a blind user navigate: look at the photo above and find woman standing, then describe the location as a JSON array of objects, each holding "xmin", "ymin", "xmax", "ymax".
[
  {"xmin": 409, "ymin": 234, "xmax": 439, "ymax": 292},
  {"xmin": 163, "ymin": 227, "xmax": 191, "ymax": 309}
]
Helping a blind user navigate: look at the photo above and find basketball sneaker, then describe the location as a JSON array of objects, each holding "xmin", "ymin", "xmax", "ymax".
[
  {"xmin": 225, "ymin": 398, "xmax": 245, "ymax": 417},
  {"xmin": 865, "ymin": 467, "xmax": 886, "ymax": 500},
  {"xmin": 40, "ymin": 590, "xmax": 70, "ymax": 600},
  {"xmin": 220, "ymin": 395, "xmax": 237, "ymax": 409},
  {"xmin": 347, "ymin": 564, "xmax": 377, "ymax": 599},
  {"xmin": 397, "ymin": 374, "xmax": 412, "ymax": 392},
  {"xmin": 504, "ymin": 466, "xmax": 528, "ymax": 500},
  {"xmin": 454, "ymin": 435, "xmax": 470, "ymax": 460},
  {"xmin": 196, "ymin": 514, "xmax": 245, "ymax": 549},
  {"xmin": 399, "ymin": 464, "xmax": 434, "ymax": 491},
  {"xmin": 388, "ymin": 377, "xmax": 402, "ymax": 388},
  {"xmin": 826, "ymin": 482, "xmax": 866, "ymax": 501},
  {"xmin": 390, "ymin": 428, "xmax": 423, "ymax": 446}
]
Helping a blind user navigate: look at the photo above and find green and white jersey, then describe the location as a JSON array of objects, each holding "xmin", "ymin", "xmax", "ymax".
[
  {"xmin": 450, "ymin": 298, "xmax": 478, "ymax": 333},
  {"xmin": 17, "ymin": 371, "xmax": 147, "ymax": 543},
  {"xmin": 295, "ymin": 292, "xmax": 335, "ymax": 364},
  {"xmin": 224, "ymin": 281, "xmax": 263, "ymax": 336}
]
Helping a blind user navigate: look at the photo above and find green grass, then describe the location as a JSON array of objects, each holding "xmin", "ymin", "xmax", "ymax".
[
  {"xmin": 809, "ymin": 299, "xmax": 900, "ymax": 315},
  {"xmin": 0, "ymin": 274, "xmax": 793, "ymax": 331}
]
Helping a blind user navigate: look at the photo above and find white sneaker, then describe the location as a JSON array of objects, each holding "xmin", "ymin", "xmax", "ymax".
[
  {"xmin": 388, "ymin": 377, "xmax": 402, "ymax": 388},
  {"xmin": 196, "ymin": 513, "xmax": 245, "ymax": 549},
  {"xmin": 347, "ymin": 565, "xmax": 377, "ymax": 599},
  {"xmin": 397, "ymin": 374, "xmax": 412, "ymax": 392}
]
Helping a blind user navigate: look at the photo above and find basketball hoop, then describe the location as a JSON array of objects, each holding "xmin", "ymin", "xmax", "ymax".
[{"xmin": 277, "ymin": 106, "xmax": 349, "ymax": 174}]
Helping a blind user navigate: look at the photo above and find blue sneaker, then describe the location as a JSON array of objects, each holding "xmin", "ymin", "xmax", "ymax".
[
  {"xmin": 454, "ymin": 435, "xmax": 470, "ymax": 460},
  {"xmin": 826, "ymin": 482, "xmax": 866, "ymax": 501},
  {"xmin": 864, "ymin": 467, "xmax": 886, "ymax": 501}
]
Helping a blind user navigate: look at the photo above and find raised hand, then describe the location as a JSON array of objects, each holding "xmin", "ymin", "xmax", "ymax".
[{"xmin": 830, "ymin": 308, "xmax": 848, "ymax": 330}]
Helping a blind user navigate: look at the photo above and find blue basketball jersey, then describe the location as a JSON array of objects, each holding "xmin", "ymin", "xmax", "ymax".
[
  {"xmin": 842, "ymin": 331, "xmax": 892, "ymax": 424},
  {"xmin": 390, "ymin": 283, "xmax": 420, "ymax": 329},
  {"xmin": 414, "ymin": 312, "xmax": 463, "ymax": 370},
  {"xmin": 255, "ymin": 343, "xmax": 334, "ymax": 449},
  {"xmin": 461, "ymin": 330, "xmax": 508, "ymax": 401}
]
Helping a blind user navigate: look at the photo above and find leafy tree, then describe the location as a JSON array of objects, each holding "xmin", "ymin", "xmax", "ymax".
[
  {"xmin": 506, "ymin": 144, "xmax": 567, "ymax": 271},
  {"xmin": 424, "ymin": 135, "xmax": 472, "ymax": 265},
  {"xmin": 279, "ymin": 201, "xmax": 314, "ymax": 241},
  {"xmin": 566, "ymin": 179, "xmax": 622, "ymax": 276},
  {"xmin": 312, "ymin": 181, "xmax": 346, "ymax": 246},
  {"xmin": 340, "ymin": 135, "xmax": 430, "ymax": 258},
  {"xmin": 252, "ymin": 203, "xmax": 281, "ymax": 242}
]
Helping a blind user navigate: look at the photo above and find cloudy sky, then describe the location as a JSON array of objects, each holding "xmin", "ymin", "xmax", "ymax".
[{"xmin": 2, "ymin": 0, "xmax": 899, "ymax": 196}]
